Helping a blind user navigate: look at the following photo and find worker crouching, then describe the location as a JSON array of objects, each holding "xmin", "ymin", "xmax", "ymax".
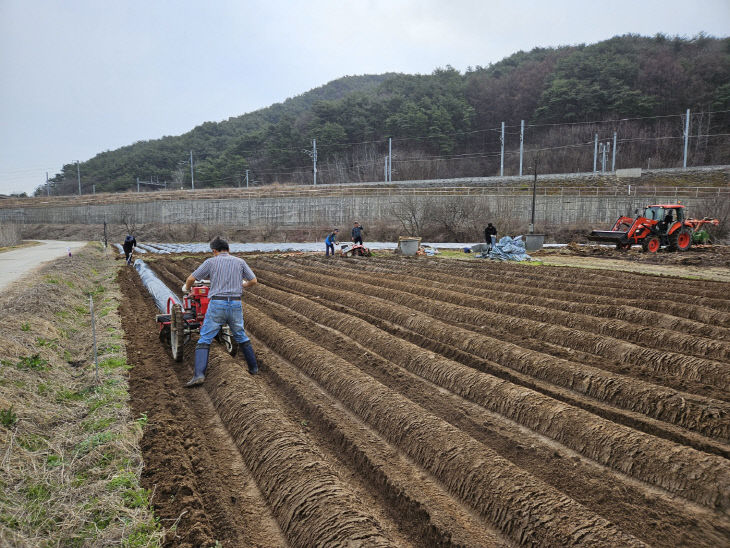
[{"xmin": 182, "ymin": 237, "xmax": 259, "ymax": 387}]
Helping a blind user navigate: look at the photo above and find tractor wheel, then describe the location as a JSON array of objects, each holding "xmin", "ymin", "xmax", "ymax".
[
  {"xmin": 668, "ymin": 228, "xmax": 692, "ymax": 252},
  {"xmin": 642, "ymin": 236, "xmax": 661, "ymax": 253},
  {"xmin": 170, "ymin": 303, "xmax": 184, "ymax": 362}
]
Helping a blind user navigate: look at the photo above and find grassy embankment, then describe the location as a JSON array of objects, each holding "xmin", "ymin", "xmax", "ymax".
[{"xmin": 0, "ymin": 244, "xmax": 161, "ymax": 546}]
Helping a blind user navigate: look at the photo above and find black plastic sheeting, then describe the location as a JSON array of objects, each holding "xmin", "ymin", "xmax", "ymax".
[{"xmin": 134, "ymin": 259, "xmax": 181, "ymax": 313}]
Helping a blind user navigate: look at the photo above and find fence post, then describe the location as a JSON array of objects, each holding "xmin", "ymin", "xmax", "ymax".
[
  {"xmin": 90, "ymin": 295, "xmax": 99, "ymax": 384},
  {"xmin": 683, "ymin": 108, "xmax": 690, "ymax": 169},
  {"xmin": 519, "ymin": 120, "xmax": 524, "ymax": 176}
]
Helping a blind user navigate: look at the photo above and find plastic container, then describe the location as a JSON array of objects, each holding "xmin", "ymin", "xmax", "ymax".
[
  {"xmin": 399, "ymin": 237, "xmax": 420, "ymax": 256},
  {"xmin": 524, "ymin": 234, "xmax": 545, "ymax": 252}
]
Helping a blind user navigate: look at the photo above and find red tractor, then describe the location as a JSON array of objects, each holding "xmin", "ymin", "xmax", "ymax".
[
  {"xmin": 156, "ymin": 281, "xmax": 237, "ymax": 361},
  {"xmin": 588, "ymin": 204, "xmax": 719, "ymax": 253}
]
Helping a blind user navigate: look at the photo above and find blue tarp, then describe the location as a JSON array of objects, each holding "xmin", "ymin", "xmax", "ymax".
[{"xmin": 481, "ymin": 235, "xmax": 532, "ymax": 261}]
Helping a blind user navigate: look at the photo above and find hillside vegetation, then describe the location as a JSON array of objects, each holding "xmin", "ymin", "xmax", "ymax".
[{"xmin": 44, "ymin": 34, "xmax": 730, "ymax": 195}]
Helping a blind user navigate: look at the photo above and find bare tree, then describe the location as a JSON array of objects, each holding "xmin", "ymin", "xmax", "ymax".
[
  {"xmin": 119, "ymin": 205, "xmax": 138, "ymax": 235},
  {"xmin": 430, "ymin": 195, "xmax": 480, "ymax": 241},
  {"xmin": 171, "ymin": 166, "xmax": 186, "ymax": 190},
  {"xmin": 389, "ymin": 193, "xmax": 433, "ymax": 236}
]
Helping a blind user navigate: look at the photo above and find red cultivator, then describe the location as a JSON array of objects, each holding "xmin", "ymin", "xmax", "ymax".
[
  {"xmin": 156, "ymin": 281, "xmax": 237, "ymax": 361},
  {"xmin": 340, "ymin": 243, "xmax": 372, "ymax": 257}
]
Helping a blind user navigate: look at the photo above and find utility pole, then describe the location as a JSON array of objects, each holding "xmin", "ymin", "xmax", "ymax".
[
  {"xmin": 530, "ymin": 158, "xmax": 538, "ymax": 234},
  {"xmin": 312, "ymin": 139, "xmax": 317, "ymax": 185},
  {"xmin": 612, "ymin": 131, "xmax": 617, "ymax": 172},
  {"xmin": 46, "ymin": 172, "xmax": 49, "ymax": 196},
  {"xmin": 601, "ymin": 142, "xmax": 610, "ymax": 173},
  {"xmin": 388, "ymin": 137, "xmax": 392, "ymax": 182},
  {"xmin": 384, "ymin": 157, "xmax": 388, "ymax": 181},
  {"xmin": 137, "ymin": 177, "xmax": 140, "ymax": 192},
  {"xmin": 500, "ymin": 122, "xmax": 505, "ymax": 177},
  {"xmin": 190, "ymin": 150, "xmax": 195, "ymax": 190},
  {"xmin": 519, "ymin": 120, "xmax": 524, "ymax": 176},
  {"xmin": 245, "ymin": 169, "xmax": 249, "ymax": 188},
  {"xmin": 683, "ymin": 108, "xmax": 690, "ymax": 169},
  {"xmin": 93, "ymin": 184, "xmax": 96, "ymax": 195},
  {"xmin": 76, "ymin": 161, "xmax": 81, "ymax": 195},
  {"xmin": 599, "ymin": 143, "xmax": 604, "ymax": 173},
  {"xmin": 593, "ymin": 134, "xmax": 598, "ymax": 174}
]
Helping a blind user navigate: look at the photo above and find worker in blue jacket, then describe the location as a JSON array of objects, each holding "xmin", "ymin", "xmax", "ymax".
[{"xmin": 325, "ymin": 229, "xmax": 339, "ymax": 257}]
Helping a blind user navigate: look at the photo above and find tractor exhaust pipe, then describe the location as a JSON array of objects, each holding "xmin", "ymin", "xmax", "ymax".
[{"xmin": 134, "ymin": 259, "xmax": 181, "ymax": 313}]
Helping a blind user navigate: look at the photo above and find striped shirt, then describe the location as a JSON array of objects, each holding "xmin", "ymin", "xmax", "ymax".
[{"xmin": 191, "ymin": 253, "xmax": 256, "ymax": 298}]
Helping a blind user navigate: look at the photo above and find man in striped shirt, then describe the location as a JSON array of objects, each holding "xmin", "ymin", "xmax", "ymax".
[{"xmin": 182, "ymin": 237, "xmax": 259, "ymax": 386}]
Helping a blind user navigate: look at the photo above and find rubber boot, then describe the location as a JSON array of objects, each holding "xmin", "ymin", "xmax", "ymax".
[
  {"xmin": 185, "ymin": 344, "xmax": 209, "ymax": 387},
  {"xmin": 239, "ymin": 341, "xmax": 258, "ymax": 375}
]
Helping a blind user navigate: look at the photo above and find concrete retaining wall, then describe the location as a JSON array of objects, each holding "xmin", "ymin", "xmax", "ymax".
[{"xmin": 0, "ymin": 193, "xmax": 714, "ymax": 228}]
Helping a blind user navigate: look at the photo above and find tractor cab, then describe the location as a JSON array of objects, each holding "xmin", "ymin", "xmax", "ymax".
[
  {"xmin": 643, "ymin": 205, "xmax": 685, "ymax": 224},
  {"xmin": 643, "ymin": 205, "xmax": 685, "ymax": 234}
]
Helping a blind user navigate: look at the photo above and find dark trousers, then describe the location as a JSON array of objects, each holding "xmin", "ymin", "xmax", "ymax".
[
  {"xmin": 326, "ymin": 243, "xmax": 335, "ymax": 256},
  {"xmin": 123, "ymin": 247, "xmax": 133, "ymax": 265},
  {"xmin": 353, "ymin": 237, "xmax": 363, "ymax": 245}
]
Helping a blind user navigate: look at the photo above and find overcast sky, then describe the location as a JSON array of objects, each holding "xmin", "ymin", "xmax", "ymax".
[{"xmin": 1, "ymin": 0, "xmax": 728, "ymax": 195}]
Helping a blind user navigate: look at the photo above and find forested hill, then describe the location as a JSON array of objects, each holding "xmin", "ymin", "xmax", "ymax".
[{"xmin": 45, "ymin": 34, "xmax": 730, "ymax": 195}]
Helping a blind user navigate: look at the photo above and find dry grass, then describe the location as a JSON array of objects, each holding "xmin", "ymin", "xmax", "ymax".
[{"xmin": 0, "ymin": 244, "xmax": 161, "ymax": 547}]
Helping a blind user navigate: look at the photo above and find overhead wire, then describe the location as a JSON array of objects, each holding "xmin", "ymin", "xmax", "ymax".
[{"xmin": 31, "ymin": 109, "xmax": 730, "ymax": 191}]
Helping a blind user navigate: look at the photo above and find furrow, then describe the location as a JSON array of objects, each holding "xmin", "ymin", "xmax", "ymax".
[
  {"xmin": 248, "ymin": 283, "xmax": 730, "ymax": 510},
  {"xmin": 254, "ymin": 264, "xmax": 729, "ymax": 442},
  {"xmin": 244, "ymin": 302, "xmax": 647, "ymax": 547}
]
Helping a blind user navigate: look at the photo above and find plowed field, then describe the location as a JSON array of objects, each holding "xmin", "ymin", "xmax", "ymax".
[{"xmin": 118, "ymin": 254, "xmax": 730, "ymax": 547}]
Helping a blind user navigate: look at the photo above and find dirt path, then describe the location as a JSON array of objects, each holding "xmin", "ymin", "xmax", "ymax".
[
  {"xmin": 119, "ymin": 275, "xmax": 289, "ymax": 547},
  {"xmin": 118, "ymin": 255, "xmax": 730, "ymax": 546},
  {"xmin": 0, "ymin": 239, "xmax": 87, "ymax": 291}
]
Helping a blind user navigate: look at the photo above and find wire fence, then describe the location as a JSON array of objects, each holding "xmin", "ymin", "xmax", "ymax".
[{"xmin": 2, "ymin": 181, "xmax": 728, "ymax": 209}]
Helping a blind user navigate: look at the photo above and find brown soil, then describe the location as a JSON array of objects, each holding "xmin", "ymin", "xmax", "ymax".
[
  {"xmin": 118, "ymin": 253, "xmax": 730, "ymax": 547},
  {"xmin": 532, "ymin": 244, "xmax": 730, "ymax": 281}
]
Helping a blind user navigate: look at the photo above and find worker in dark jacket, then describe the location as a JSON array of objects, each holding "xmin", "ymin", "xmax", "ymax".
[
  {"xmin": 484, "ymin": 223, "xmax": 497, "ymax": 248},
  {"xmin": 325, "ymin": 229, "xmax": 339, "ymax": 257},
  {"xmin": 122, "ymin": 235, "xmax": 137, "ymax": 265},
  {"xmin": 351, "ymin": 222, "xmax": 364, "ymax": 245}
]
